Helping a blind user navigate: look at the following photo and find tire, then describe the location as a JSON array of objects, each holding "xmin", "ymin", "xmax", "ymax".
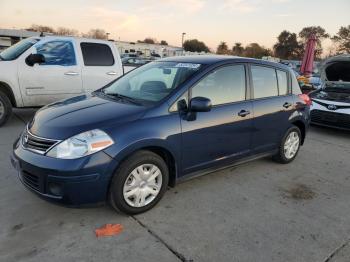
[
  {"xmin": 0, "ymin": 90, "xmax": 12, "ymax": 127},
  {"xmin": 273, "ymin": 126, "xmax": 302, "ymax": 164},
  {"xmin": 109, "ymin": 150, "xmax": 169, "ymax": 215}
]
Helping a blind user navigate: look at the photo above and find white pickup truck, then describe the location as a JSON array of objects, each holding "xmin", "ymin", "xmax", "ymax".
[{"xmin": 0, "ymin": 36, "xmax": 125, "ymax": 126}]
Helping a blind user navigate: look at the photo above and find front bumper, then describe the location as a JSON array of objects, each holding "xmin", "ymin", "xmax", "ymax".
[
  {"xmin": 11, "ymin": 138, "xmax": 119, "ymax": 205},
  {"xmin": 310, "ymin": 110, "xmax": 350, "ymax": 130}
]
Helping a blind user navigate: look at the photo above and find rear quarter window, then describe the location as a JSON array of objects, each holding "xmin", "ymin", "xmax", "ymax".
[
  {"xmin": 291, "ymin": 72, "xmax": 302, "ymax": 94},
  {"xmin": 80, "ymin": 43, "xmax": 114, "ymax": 66},
  {"xmin": 276, "ymin": 70, "xmax": 289, "ymax": 95}
]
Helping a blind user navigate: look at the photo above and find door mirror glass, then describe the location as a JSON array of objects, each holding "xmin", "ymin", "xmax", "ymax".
[
  {"xmin": 189, "ymin": 97, "xmax": 212, "ymax": 112},
  {"xmin": 25, "ymin": 53, "xmax": 45, "ymax": 66}
]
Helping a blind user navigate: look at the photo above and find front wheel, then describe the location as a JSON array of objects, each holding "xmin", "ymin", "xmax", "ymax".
[
  {"xmin": 0, "ymin": 91, "xmax": 12, "ymax": 127},
  {"xmin": 273, "ymin": 127, "xmax": 301, "ymax": 164},
  {"xmin": 109, "ymin": 150, "xmax": 169, "ymax": 215}
]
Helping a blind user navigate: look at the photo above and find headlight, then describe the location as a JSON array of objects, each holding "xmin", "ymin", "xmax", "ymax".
[{"xmin": 46, "ymin": 129, "xmax": 114, "ymax": 159}]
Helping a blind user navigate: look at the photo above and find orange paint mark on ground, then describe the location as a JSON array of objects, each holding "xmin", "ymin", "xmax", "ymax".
[{"xmin": 95, "ymin": 224, "xmax": 123, "ymax": 237}]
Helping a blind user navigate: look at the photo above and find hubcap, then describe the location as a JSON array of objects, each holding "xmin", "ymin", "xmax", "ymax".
[
  {"xmin": 284, "ymin": 131, "xmax": 300, "ymax": 159},
  {"xmin": 0, "ymin": 100, "xmax": 4, "ymax": 118},
  {"xmin": 123, "ymin": 164, "xmax": 162, "ymax": 208}
]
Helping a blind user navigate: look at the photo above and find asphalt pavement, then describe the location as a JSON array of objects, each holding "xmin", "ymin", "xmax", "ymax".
[{"xmin": 1, "ymin": 108, "xmax": 350, "ymax": 262}]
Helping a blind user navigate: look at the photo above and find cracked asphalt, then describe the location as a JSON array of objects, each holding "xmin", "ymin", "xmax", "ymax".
[{"xmin": 1, "ymin": 108, "xmax": 350, "ymax": 262}]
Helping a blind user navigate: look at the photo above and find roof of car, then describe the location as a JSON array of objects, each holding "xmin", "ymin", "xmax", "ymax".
[{"xmin": 160, "ymin": 55, "xmax": 290, "ymax": 70}]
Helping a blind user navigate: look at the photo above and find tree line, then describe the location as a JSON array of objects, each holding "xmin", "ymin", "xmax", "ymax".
[
  {"xmin": 27, "ymin": 25, "xmax": 169, "ymax": 45},
  {"xmin": 26, "ymin": 24, "xmax": 349, "ymax": 58},
  {"xmin": 184, "ymin": 25, "xmax": 349, "ymax": 59}
]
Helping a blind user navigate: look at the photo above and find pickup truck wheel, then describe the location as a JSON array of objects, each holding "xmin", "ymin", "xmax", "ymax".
[
  {"xmin": 273, "ymin": 126, "xmax": 301, "ymax": 164},
  {"xmin": 0, "ymin": 91, "xmax": 12, "ymax": 127},
  {"xmin": 109, "ymin": 150, "xmax": 169, "ymax": 215}
]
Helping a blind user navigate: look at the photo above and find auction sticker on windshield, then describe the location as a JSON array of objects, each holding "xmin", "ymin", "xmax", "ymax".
[{"xmin": 175, "ymin": 63, "xmax": 201, "ymax": 69}]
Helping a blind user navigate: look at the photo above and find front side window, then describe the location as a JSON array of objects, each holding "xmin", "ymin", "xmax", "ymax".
[
  {"xmin": 251, "ymin": 65, "xmax": 278, "ymax": 99},
  {"xmin": 0, "ymin": 38, "xmax": 39, "ymax": 61},
  {"xmin": 102, "ymin": 61, "xmax": 202, "ymax": 104},
  {"xmin": 81, "ymin": 43, "xmax": 114, "ymax": 66},
  {"xmin": 191, "ymin": 65, "xmax": 246, "ymax": 106},
  {"xmin": 276, "ymin": 70, "xmax": 289, "ymax": 95},
  {"xmin": 35, "ymin": 40, "xmax": 76, "ymax": 66}
]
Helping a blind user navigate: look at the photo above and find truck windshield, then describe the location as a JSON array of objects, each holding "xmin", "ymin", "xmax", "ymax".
[
  {"xmin": 102, "ymin": 61, "xmax": 202, "ymax": 104},
  {"xmin": 0, "ymin": 38, "xmax": 40, "ymax": 61}
]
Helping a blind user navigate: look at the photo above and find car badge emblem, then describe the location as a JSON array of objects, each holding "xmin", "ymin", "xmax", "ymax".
[
  {"xmin": 24, "ymin": 133, "xmax": 29, "ymax": 143},
  {"xmin": 327, "ymin": 104, "xmax": 337, "ymax": 110}
]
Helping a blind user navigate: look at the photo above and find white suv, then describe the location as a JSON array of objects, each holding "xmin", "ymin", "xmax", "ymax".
[{"xmin": 0, "ymin": 36, "xmax": 124, "ymax": 126}]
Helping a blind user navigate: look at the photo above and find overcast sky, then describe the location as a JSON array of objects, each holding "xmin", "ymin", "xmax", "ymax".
[{"xmin": 1, "ymin": 0, "xmax": 349, "ymax": 50}]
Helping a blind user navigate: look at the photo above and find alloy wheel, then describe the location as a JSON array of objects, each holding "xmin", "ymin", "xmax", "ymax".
[{"xmin": 283, "ymin": 131, "xmax": 300, "ymax": 159}]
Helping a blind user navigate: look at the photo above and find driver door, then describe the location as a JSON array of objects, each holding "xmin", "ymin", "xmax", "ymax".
[
  {"xmin": 18, "ymin": 39, "xmax": 83, "ymax": 106},
  {"xmin": 180, "ymin": 64, "xmax": 253, "ymax": 175}
]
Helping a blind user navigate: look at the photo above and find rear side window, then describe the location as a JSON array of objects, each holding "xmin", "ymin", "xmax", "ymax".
[
  {"xmin": 191, "ymin": 65, "xmax": 246, "ymax": 106},
  {"xmin": 35, "ymin": 40, "xmax": 76, "ymax": 66},
  {"xmin": 251, "ymin": 66, "xmax": 278, "ymax": 99},
  {"xmin": 276, "ymin": 70, "xmax": 288, "ymax": 95},
  {"xmin": 80, "ymin": 43, "xmax": 114, "ymax": 66}
]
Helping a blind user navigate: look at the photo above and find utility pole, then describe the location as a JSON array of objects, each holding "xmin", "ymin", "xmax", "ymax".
[{"xmin": 182, "ymin": 32, "xmax": 186, "ymax": 54}]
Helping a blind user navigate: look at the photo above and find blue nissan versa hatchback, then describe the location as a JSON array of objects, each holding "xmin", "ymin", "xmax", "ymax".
[{"xmin": 11, "ymin": 56, "xmax": 311, "ymax": 214}]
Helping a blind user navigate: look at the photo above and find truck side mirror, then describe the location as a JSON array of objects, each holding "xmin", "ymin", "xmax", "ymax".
[{"xmin": 25, "ymin": 54, "xmax": 45, "ymax": 67}]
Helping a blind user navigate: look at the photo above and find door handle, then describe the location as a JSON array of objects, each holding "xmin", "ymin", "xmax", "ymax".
[
  {"xmin": 238, "ymin": 110, "xmax": 250, "ymax": 117},
  {"xmin": 64, "ymin": 71, "xmax": 79, "ymax": 76},
  {"xmin": 283, "ymin": 102, "xmax": 292, "ymax": 108},
  {"xmin": 106, "ymin": 71, "xmax": 117, "ymax": 76}
]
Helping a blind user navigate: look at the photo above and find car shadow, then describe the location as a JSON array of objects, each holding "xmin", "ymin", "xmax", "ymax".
[{"xmin": 310, "ymin": 124, "xmax": 350, "ymax": 139}]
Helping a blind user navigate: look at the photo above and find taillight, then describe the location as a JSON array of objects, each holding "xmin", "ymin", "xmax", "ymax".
[{"xmin": 298, "ymin": 94, "xmax": 312, "ymax": 106}]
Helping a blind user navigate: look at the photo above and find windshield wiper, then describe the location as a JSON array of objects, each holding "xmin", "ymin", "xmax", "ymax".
[{"xmin": 101, "ymin": 90, "xmax": 142, "ymax": 105}]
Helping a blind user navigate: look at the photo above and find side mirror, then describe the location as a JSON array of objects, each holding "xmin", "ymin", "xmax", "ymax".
[
  {"xmin": 25, "ymin": 54, "xmax": 45, "ymax": 66},
  {"xmin": 189, "ymin": 97, "xmax": 212, "ymax": 112}
]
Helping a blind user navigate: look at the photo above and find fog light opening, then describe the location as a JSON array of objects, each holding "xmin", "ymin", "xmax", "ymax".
[{"xmin": 48, "ymin": 182, "xmax": 63, "ymax": 196}]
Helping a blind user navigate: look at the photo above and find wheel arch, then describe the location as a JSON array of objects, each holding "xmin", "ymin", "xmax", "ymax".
[
  {"xmin": 110, "ymin": 140, "xmax": 179, "ymax": 188},
  {"xmin": 0, "ymin": 81, "xmax": 16, "ymax": 107},
  {"xmin": 291, "ymin": 120, "xmax": 306, "ymax": 145}
]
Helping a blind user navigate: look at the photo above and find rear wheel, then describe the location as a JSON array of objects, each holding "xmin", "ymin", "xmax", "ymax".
[
  {"xmin": 109, "ymin": 150, "xmax": 169, "ymax": 215},
  {"xmin": 273, "ymin": 126, "xmax": 301, "ymax": 164},
  {"xmin": 0, "ymin": 91, "xmax": 12, "ymax": 127}
]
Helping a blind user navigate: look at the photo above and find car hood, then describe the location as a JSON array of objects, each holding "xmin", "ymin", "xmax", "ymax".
[
  {"xmin": 321, "ymin": 55, "xmax": 350, "ymax": 89},
  {"xmin": 29, "ymin": 94, "xmax": 146, "ymax": 140},
  {"xmin": 310, "ymin": 88, "xmax": 350, "ymax": 104}
]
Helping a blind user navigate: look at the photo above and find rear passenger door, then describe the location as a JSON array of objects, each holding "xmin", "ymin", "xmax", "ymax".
[
  {"xmin": 180, "ymin": 64, "xmax": 254, "ymax": 175},
  {"xmin": 249, "ymin": 65, "xmax": 294, "ymax": 153},
  {"xmin": 80, "ymin": 42, "xmax": 122, "ymax": 93}
]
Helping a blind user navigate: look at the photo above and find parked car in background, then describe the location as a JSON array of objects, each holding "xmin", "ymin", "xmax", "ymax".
[
  {"xmin": 11, "ymin": 56, "xmax": 310, "ymax": 214},
  {"xmin": 121, "ymin": 57, "xmax": 151, "ymax": 66},
  {"xmin": 309, "ymin": 54, "xmax": 350, "ymax": 130},
  {"xmin": 122, "ymin": 57, "xmax": 153, "ymax": 73},
  {"xmin": 0, "ymin": 36, "xmax": 123, "ymax": 126}
]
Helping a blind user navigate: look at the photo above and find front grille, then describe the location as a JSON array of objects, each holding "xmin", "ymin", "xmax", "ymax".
[
  {"xmin": 311, "ymin": 110, "xmax": 350, "ymax": 129},
  {"xmin": 22, "ymin": 128, "xmax": 59, "ymax": 154},
  {"xmin": 21, "ymin": 171, "xmax": 40, "ymax": 191}
]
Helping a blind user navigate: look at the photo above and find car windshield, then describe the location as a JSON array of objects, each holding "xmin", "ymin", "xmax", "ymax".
[
  {"xmin": 102, "ymin": 61, "xmax": 202, "ymax": 104},
  {"xmin": 0, "ymin": 38, "xmax": 40, "ymax": 61}
]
